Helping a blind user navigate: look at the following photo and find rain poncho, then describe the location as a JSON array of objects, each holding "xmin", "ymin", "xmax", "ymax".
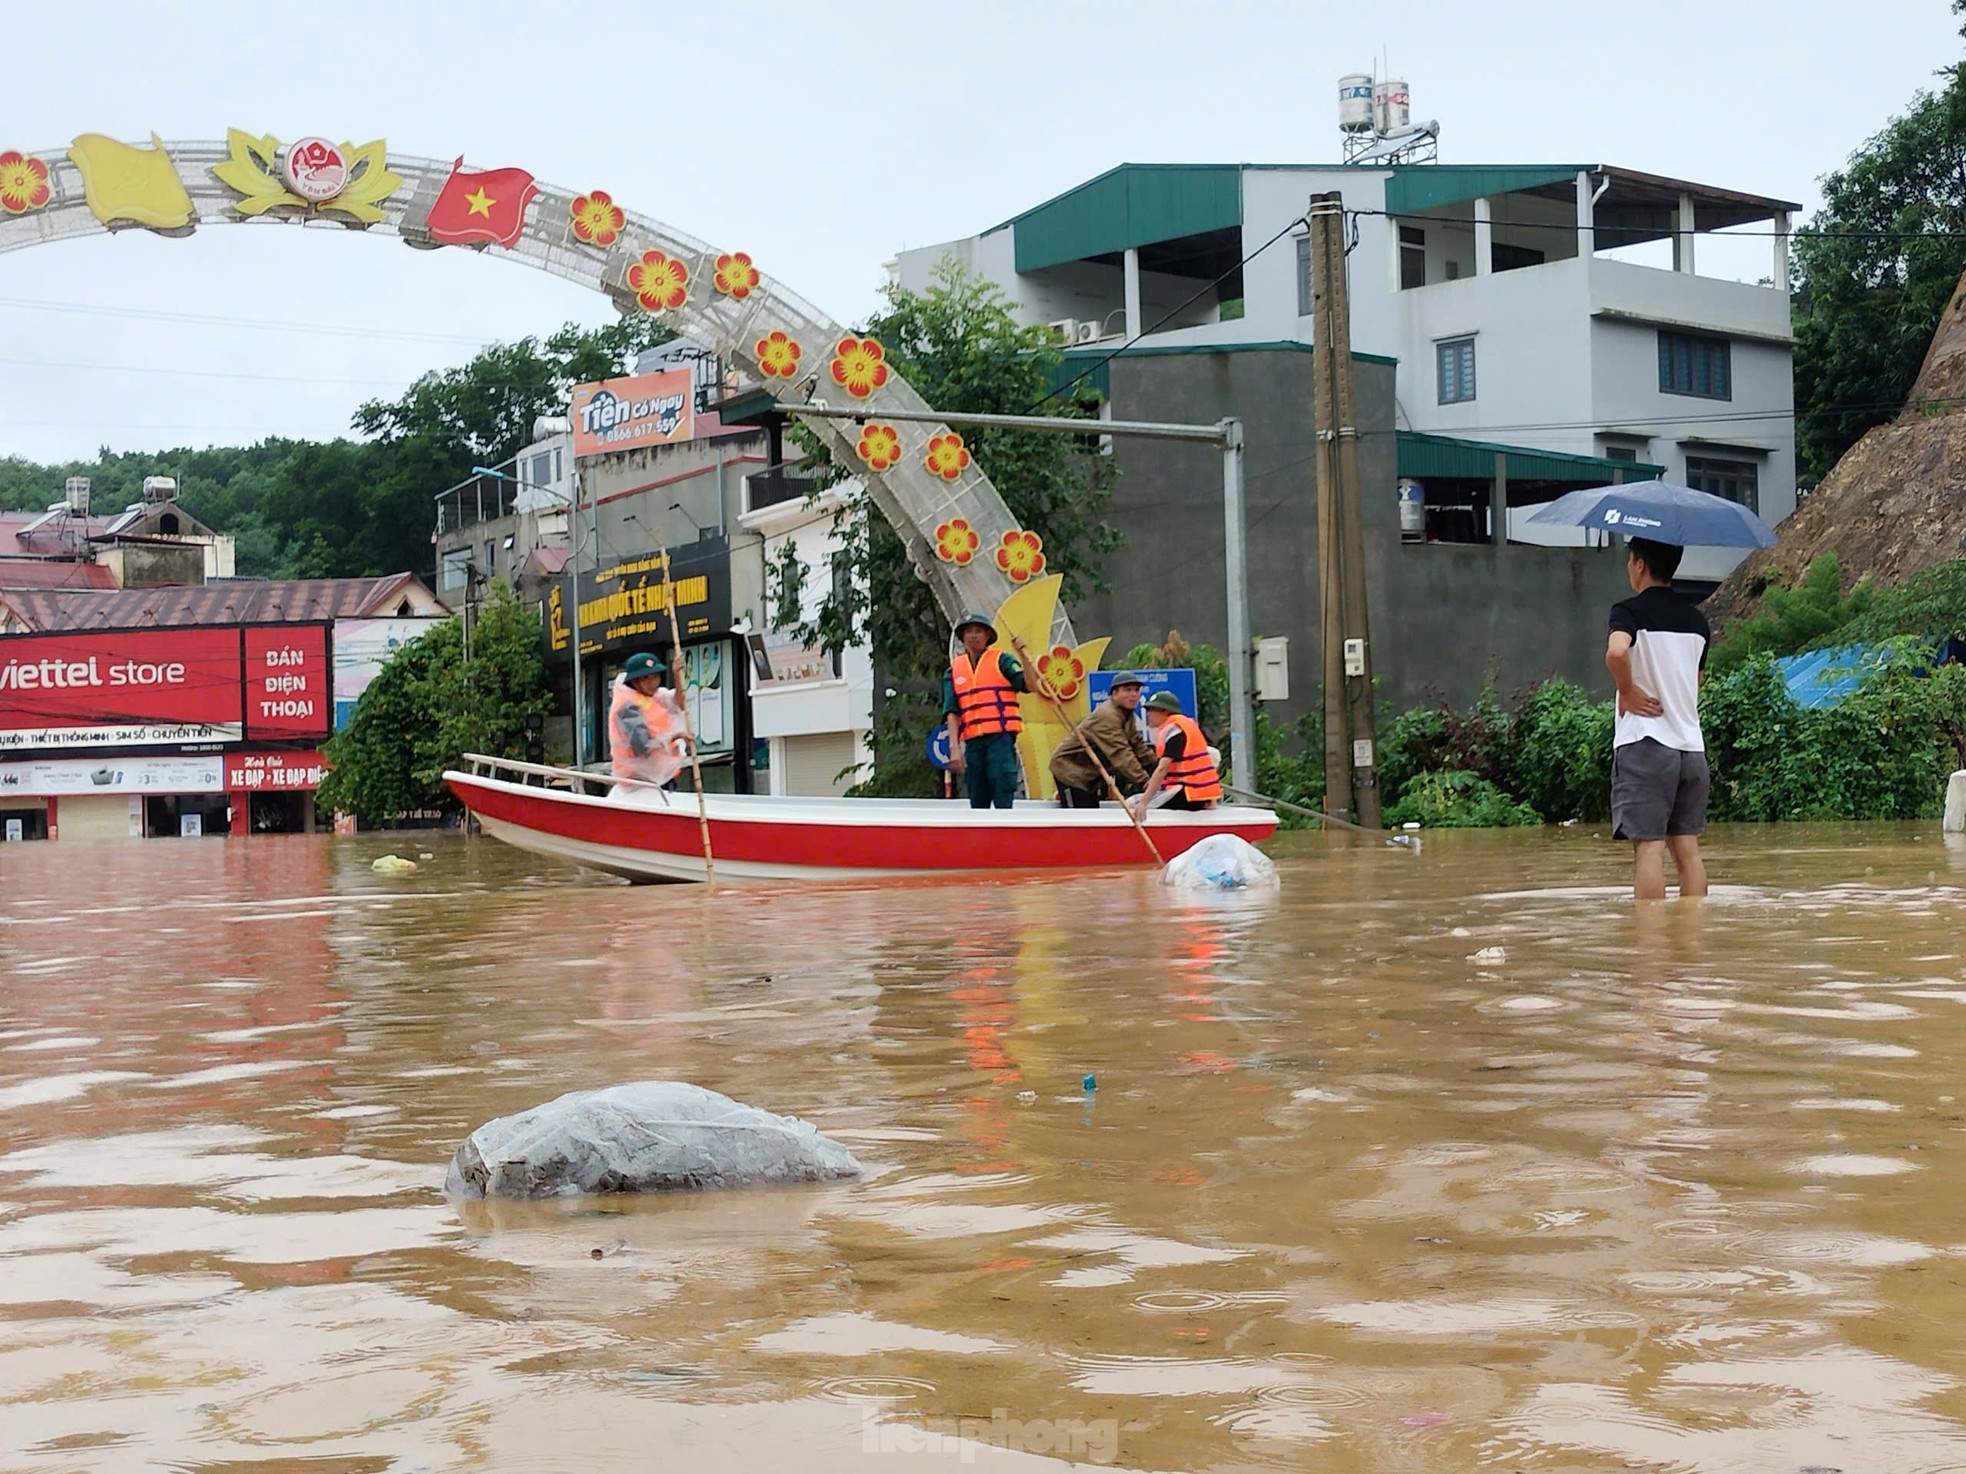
[{"xmin": 608, "ymin": 674, "xmax": 687, "ymax": 788}]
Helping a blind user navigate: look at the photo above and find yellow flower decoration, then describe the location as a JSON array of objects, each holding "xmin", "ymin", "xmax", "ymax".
[
  {"xmin": 628, "ymin": 249, "xmax": 689, "ymax": 312},
  {"xmin": 0, "ymin": 151, "xmax": 51, "ymax": 214},
  {"xmin": 1036, "ymin": 645, "xmax": 1086, "ymax": 700},
  {"xmin": 713, "ymin": 251, "xmax": 760, "ymax": 299},
  {"xmin": 924, "ymin": 432, "xmax": 971, "ymax": 482},
  {"xmin": 829, "ymin": 336, "xmax": 890, "ymax": 399},
  {"xmin": 755, "ymin": 330, "xmax": 802, "ymax": 379},
  {"xmin": 935, "ymin": 518, "xmax": 981, "ymax": 565},
  {"xmin": 856, "ymin": 422, "xmax": 901, "ymax": 471},
  {"xmin": 995, "ymin": 529, "xmax": 1046, "ymax": 584},
  {"xmin": 569, "ymin": 190, "xmax": 625, "ymax": 247}
]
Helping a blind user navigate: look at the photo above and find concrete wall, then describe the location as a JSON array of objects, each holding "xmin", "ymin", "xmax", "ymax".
[{"xmin": 1067, "ymin": 349, "xmax": 1631, "ymax": 722}]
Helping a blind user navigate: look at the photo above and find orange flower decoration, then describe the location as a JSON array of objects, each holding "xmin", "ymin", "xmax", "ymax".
[
  {"xmin": 755, "ymin": 330, "xmax": 802, "ymax": 379},
  {"xmin": 0, "ymin": 151, "xmax": 51, "ymax": 215},
  {"xmin": 714, "ymin": 251, "xmax": 760, "ymax": 299},
  {"xmin": 569, "ymin": 190, "xmax": 625, "ymax": 247},
  {"xmin": 935, "ymin": 518, "xmax": 981, "ymax": 565},
  {"xmin": 856, "ymin": 422, "xmax": 901, "ymax": 471},
  {"xmin": 628, "ymin": 249, "xmax": 689, "ymax": 312},
  {"xmin": 924, "ymin": 432, "xmax": 971, "ymax": 482},
  {"xmin": 995, "ymin": 529, "xmax": 1046, "ymax": 583},
  {"xmin": 829, "ymin": 336, "xmax": 890, "ymax": 399},
  {"xmin": 1036, "ymin": 645, "xmax": 1085, "ymax": 700}
]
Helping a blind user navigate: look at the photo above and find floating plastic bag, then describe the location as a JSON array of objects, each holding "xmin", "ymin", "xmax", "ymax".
[
  {"xmin": 444, "ymin": 1081, "xmax": 865, "ymax": 1199},
  {"xmin": 370, "ymin": 854, "xmax": 417, "ymax": 873},
  {"xmin": 1161, "ymin": 834, "xmax": 1278, "ymax": 891}
]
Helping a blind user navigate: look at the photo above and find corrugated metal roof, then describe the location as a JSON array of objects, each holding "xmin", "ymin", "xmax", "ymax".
[
  {"xmin": 0, "ymin": 574, "xmax": 445, "ymax": 632},
  {"xmin": 1012, "ymin": 165, "xmax": 1243, "ymax": 274},
  {"xmin": 1397, "ymin": 431, "xmax": 1665, "ymax": 484},
  {"xmin": 1384, "ymin": 165, "xmax": 1590, "ymax": 215},
  {"xmin": 0, "ymin": 560, "xmax": 119, "ymax": 591}
]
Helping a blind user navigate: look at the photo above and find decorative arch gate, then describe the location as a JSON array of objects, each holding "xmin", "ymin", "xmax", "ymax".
[{"xmin": 0, "ymin": 131, "xmax": 1111, "ymax": 784}]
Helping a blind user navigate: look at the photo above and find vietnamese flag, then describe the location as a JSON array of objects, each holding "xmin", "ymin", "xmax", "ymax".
[{"xmin": 424, "ymin": 157, "xmax": 539, "ymax": 247}]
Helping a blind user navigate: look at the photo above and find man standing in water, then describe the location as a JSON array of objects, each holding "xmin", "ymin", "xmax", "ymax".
[{"xmin": 1606, "ymin": 536, "xmax": 1710, "ymax": 901}]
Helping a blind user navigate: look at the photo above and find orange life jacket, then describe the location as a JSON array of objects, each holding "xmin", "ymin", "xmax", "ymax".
[
  {"xmin": 1153, "ymin": 712, "xmax": 1221, "ymax": 802},
  {"xmin": 608, "ymin": 679, "xmax": 677, "ymax": 780},
  {"xmin": 950, "ymin": 647, "xmax": 1023, "ymax": 740}
]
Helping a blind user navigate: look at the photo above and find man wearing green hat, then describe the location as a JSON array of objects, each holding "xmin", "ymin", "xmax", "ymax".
[
  {"xmin": 1047, "ymin": 672, "xmax": 1160, "ymax": 809},
  {"xmin": 608, "ymin": 651, "xmax": 687, "ymax": 787},
  {"xmin": 943, "ymin": 611, "xmax": 1028, "ymax": 809},
  {"xmin": 1133, "ymin": 690, "xmax": 1222, "ymax": 814}
]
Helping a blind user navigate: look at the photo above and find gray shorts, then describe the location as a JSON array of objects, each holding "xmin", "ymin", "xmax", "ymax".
[{"xmin": 1611, "ymin": 738, "xmax": 1710, "ymax": 841}]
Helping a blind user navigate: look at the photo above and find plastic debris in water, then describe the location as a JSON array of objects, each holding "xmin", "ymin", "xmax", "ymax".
[
  {"xmin": 1162, "ymin": 834, "xmax": 1279, "ymax": 891},
  {"xmin": 371, "ymin": 854, "xmax": 417, "ymax": 873},
  {"xmin": 1083, "ymin": 1074, "xmax": 1096, "ymax": 1093},
  {"xmin": 1015, "ymin": 1090, "xmax": 1038, "ymax": 1105},
  {"xmin": 1469, "ymin": 947, "xmax": 1508, "ymax": 965}
]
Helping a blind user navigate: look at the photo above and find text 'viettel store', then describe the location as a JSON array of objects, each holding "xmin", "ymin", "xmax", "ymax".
[{"xmin": 0, "ymin": 624, "xmax": 332, "ymax": 841}]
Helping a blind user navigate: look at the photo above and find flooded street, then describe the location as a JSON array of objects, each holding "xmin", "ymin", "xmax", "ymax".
[{"xmin": 5, "ymin": 826, "xmax": 1966, "ymax": 1472}]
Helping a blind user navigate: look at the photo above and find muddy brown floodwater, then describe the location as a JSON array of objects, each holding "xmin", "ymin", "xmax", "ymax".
[{"xmin": 4, "ymin": 825, "xmax": 1966, "ymax": 1472}]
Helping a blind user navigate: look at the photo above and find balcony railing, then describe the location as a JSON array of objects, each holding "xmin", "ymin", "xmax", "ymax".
[{"xmin": 745, "ymin": 468, "xmax": 818, "ymax": 513}]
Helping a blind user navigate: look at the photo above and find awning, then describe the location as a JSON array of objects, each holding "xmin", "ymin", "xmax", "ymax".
[{"xmin": 1397, "ymin": 430, "xmax": 1665, "ymax": 485}]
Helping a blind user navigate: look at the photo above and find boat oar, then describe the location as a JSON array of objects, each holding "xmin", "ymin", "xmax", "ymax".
[
  {"xmin": 1221, "ymin": 784, "xmax": 1420, "ymax": 851},
  {"xmin": 1006, "ymin": 636, "xmax": 1165, "ymax": 868},
  {"xmin": 655, "ymin": 539, "xmax": 716, "ymax": 888}
]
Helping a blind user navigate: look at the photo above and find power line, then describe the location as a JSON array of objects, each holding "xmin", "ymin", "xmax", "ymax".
[{"xmin": 1345, "ymin": 206, "xmax": 1966, "ymax": 243}]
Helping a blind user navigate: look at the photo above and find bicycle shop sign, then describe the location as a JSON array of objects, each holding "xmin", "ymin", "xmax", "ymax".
[{"xmin": 0, "ymin": 624, "xmax": 332, "ymax": 750}]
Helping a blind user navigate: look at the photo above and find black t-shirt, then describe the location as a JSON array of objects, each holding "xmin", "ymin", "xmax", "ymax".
[{"xmin": 1160, "ymin": 728, "xmax": 1187, "ymax": 763}]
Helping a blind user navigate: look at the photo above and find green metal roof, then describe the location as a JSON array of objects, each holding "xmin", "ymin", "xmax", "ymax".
[
  {"xmin": 1397, "ymin": 430, "xmax": 1663, "ymax": 484},
  {"xmin": 1012, "ymin": 165, "xmax": 1242, "ymax": 274},
  {"xmin": 1383, "ymin": 165, "xmax": 1589, "ymax": 216},
  {"xmin": 1047, "ymin": 340, "xmax": 1397, "ymax": 401}
]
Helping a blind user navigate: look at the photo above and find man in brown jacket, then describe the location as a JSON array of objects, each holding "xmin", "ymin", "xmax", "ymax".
[{"xmin": 1048, "ymin": 672, "xmax": 1161, "ymax": 808}]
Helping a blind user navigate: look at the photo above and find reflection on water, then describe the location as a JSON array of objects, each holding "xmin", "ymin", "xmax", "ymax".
[{"xmin": 4, "ymin": 824, "xmax": 1966, "ymax": 1471}]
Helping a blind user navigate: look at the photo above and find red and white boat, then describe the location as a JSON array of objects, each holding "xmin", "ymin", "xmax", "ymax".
[{"xmin": 447, "ymin": 754, "xmax": 1278, "ymax": 883}]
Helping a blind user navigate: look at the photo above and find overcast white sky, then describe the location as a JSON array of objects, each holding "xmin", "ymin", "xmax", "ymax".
[{"xmin": 2, "ymin": 0, "xmax": 1958, "ymax": 466}]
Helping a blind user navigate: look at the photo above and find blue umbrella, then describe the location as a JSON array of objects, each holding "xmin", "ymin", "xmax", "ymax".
[{"xmin": 1526, "ymin": 479, "xmax": 1777, "ymax": 548}]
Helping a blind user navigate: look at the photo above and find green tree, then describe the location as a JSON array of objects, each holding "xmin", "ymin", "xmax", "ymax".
[
  {"xmin": 1793, "ymin": 12, "xmax": 1966, "ymax": 476},
  {"xmin": 1708, "ymin": 552, "xmax": 1875, "ymax": 671},
  {"xmin": 776, "ymin": 259, "xmax": 1119, "ymax": 794},
  {"xmin": 318, "ymin": 583, "xmax": 552, "ymax": 825}
]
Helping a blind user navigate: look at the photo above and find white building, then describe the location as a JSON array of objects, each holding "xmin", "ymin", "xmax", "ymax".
[
  {"xmin": 736, "ymin": 475, "xmax": 874, "ymax": 797},
  {"xmin": 894, "ymin": 161, "xmax": 1798, "ymax": 583}
]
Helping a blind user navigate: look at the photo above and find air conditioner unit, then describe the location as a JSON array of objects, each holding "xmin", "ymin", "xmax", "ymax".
[
  {"xmin": 1045, "ymin": 318, "xmax": 1080, "ymax": 343},
  {"xmin": 1074, "ymin": 320, "xmax": 1102, "ymax": 344}
]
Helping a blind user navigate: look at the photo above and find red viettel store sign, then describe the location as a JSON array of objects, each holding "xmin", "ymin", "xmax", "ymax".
[{"xmin": 0, "ymin": 624, "xmax": 331, "ymax": 752}]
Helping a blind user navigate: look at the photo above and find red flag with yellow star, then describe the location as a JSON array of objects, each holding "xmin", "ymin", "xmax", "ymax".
[{"xmin": 424, "ymin": 157, "xmax": 539, "ymax": 247}]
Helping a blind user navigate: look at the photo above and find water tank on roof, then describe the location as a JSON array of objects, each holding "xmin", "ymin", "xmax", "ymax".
[
  {"xmin": 1338, "ymin": 74, "xmax": 1375, "ymax": 133},
  {"xmin": 1375, "ymin": 78, "xmax": 1411, "ymax": 135},
  {"xmin": 141, "ymin": 475, "xmax": 178, "ymax": 504},
  {"xmin": 64, "ymin": 477, "xmax": 90, "ymax": 515}
]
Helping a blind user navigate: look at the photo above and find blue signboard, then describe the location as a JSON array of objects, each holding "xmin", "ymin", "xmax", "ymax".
[{"xmin": 926, "ymin": 723, "xmax": 953, "ymax": 771}]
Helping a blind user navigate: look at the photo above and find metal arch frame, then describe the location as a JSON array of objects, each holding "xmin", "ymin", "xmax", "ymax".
[{"xmin": 0, "ymin": 137, "xmax": 1081, "ymax": 658}]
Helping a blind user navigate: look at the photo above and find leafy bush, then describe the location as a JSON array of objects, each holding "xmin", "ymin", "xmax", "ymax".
[
  {"xmin": 1385, "ymin": 770, "xmax": 1541, "ymax": 829},
  {"xmin": 1506, "ymin": 678, "xmax": 1613, "ymax": 823},
  {"xmin": 1821, "ymin": 557, "xmax": 1966, "ymax": 647},
  {"xmin": 1709, "ymin": 552, "xmax": 1872, "ymax": 673}
]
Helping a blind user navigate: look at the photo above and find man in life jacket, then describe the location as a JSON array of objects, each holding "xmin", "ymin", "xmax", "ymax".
[
  {"xmin": 608, "ymin": 651, "xmax": 687, "ymax": 788},
  {"xmin": 942, "ymin": 611, "xmax": 1028, "ymax": 809},
  {"xmin": 1132, "ymin": 690, "xmax": 1222, "ymax": 813}
]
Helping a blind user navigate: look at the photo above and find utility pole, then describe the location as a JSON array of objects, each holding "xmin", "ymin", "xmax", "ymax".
[
  {"xmin": 1308, "ymin": 195, "xmax": 1351, "ymax": 822},
  {"xmin": 1308, "ymin": 191, "xmax": 1383, "ymax": 829}
]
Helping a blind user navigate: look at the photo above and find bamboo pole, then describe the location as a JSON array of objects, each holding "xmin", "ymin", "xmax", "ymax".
[
  {"xmin": 655, "ymin": 539, "xmax": 716, "ymax": 888},
  {"xmin": 1006, "ymin": 635, "xmax": 1165, "ymax": 868}
]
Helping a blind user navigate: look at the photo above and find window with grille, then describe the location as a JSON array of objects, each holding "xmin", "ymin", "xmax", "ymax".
[
  {"xmin": 1436, "ymin": 337, "xmax": 1476, "ymax": 404},
  {"xmin": 1659, "ymin": 332, "xmax": 1731, "ymax": 399},
  {"xmin": 1684, "ymin": 456, "xmax": 1758, "ymax": 513}
]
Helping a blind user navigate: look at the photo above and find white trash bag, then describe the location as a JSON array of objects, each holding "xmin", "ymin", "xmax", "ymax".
[
  {"xmin": 444, "ymin": 1081, "xmax": 864, "ymax": 1198},
  {"xmin": 1161, "ymin": 833, "xmax": 1279, "ymax": 891}
]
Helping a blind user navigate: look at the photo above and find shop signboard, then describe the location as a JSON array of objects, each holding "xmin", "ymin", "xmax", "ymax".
[
  {"xmin": 0, "ymin": 753, "xmax": 225, "ymax": 796},
  {"xmin": 749, "ymin": 628, "xmax": 830, "ymax": 684},
  {"xmin": 334, "ymin": 617, "xmax": 437, "ymax": 730},
  {"xmin": 224, "ymin": 750, "xmax": 329, "ymax": 792},
  {"xmin": 0, "ymin": 629, "xmax": 245, "ymax": 750},
  {"xmin": 244, "ymin": 625, "xmax": 331, "ymax": 740},
  {"xmin": 569, "ymin": 369, "xmax": 693, "ymax": 457},
  {"xmin": 562, "ymin": 537, "xmax": 731, "ymax": 661},
  {"xmin": 683, "ymin": 641, "xmax": 733, "ymax": 756}
]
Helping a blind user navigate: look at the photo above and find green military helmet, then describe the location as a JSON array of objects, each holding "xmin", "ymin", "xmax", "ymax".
[
  {"xmin": 953, "ymin": 611, "xmax": 998, "ymax": 644},
  {"xmin": 622, "ymin": 652, "xmax": 667, "ymax": 680},
  {"xmin": 1145, "ymin": 691, "xmax": 1184, "ymax": 713}
]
